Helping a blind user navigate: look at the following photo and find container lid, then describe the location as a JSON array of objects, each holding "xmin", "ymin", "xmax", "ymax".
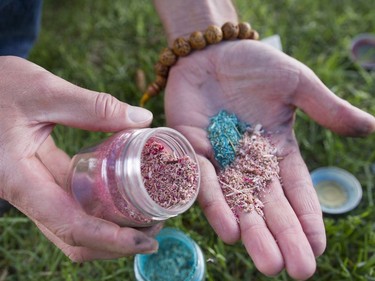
[
  {"xmin": 134, "ymin": 228, "xmax": 205, "ymax": 281},
  {"xmin": 310, "ymin": 167, "xmax": 362, "ymax": 214},
  {"xmin": 350, "ymin": 33, "xmax": 375, "ymax": 70}
]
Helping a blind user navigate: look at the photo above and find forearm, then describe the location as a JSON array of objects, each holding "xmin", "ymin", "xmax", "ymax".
[{"xmin": 153, "ymin": 0, "xmax": 238, "ymax": 46}]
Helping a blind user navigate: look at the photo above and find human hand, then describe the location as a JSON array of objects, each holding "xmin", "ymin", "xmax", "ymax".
[
  {"xmin": 164, "ymin": 40, "xmax": 375, "ymax": 279},
  {"xmin": 0, "ymin": 56, "xmax": 160, "ymax": 262}
]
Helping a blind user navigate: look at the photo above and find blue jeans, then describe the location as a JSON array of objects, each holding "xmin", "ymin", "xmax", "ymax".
[{"xmin": 0, "ymin": 0, "xmax": 43, "ymax": 58}]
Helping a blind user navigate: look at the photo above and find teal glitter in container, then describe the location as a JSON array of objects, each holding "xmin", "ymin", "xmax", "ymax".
[
  {"xmin": 207, "ymin": 110, "xmax": 249, "ymax": 168},
  {"xmin": 134, "ymin": 228, "xmax": 205, "ymax": 281}
]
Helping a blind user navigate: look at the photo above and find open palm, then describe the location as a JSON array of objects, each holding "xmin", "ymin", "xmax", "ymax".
[{"xmin": 164, "ymin": 40, "xmax": 375, "ymax": 279}]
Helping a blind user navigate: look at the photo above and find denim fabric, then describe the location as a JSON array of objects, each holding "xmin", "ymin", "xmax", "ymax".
[{"xmin": 0, "ymin": 0, "xmax": 43, "ymax": 58}]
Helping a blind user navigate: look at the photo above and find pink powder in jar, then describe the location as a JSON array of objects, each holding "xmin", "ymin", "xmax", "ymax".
[{"xmin": 68, "ymin": 128, "xmax": 200, "ymax": 227}]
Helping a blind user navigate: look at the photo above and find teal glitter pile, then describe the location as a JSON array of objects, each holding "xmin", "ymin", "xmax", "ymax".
[
  {"xmin": 142, "ymin": 239, "xmax": 194, "ymax": 281},
  {"xmin": 207, "ymin": 110, "xmax": 249, "ymax": 168}
]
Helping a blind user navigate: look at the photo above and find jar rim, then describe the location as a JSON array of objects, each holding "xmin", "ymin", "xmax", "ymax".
[{"xmin": 134, "ymin": 228, "xmax": 205, "ymax": 281}]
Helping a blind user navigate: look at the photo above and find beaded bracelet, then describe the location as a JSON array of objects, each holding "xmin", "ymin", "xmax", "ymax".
[{"xmin": 140, "ymin": 22, "xmax": 259, "ymax": 106}]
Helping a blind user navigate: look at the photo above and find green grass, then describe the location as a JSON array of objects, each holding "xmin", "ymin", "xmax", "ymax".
[{"xmin": 1, "ymin": 0, "xmax": 375, "ymax": 280}]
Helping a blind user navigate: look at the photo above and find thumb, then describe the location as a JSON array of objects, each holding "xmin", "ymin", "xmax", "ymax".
[
  {"xmin": 294, "ymin": 65, "xmax": 375, "ymax": 137},
  {"xmin": 32, "ymin": 71, "xmax": 153, "ymax": 132}
]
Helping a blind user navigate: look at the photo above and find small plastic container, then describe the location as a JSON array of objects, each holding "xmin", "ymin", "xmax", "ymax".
[
  {"xmin": 310, "ymin": 167, "xmax": 362, "ymax": 214},
  {"xmin": 350, "ymin": 33, "xmax": 375, "ymax": 70},
  {"xmin": 261, "ymin": 34, "xmax": 283, "ymax": 51},
  {"xmin": 67, "ymin": 128, "xmax": 200, "ymax": 227},
  {"xmin": 134, "ymin": 228, "xmax": 205, "ymax": 281}
]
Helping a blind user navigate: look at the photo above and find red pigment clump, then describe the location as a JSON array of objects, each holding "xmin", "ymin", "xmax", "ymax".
[
  {"xmin": 141, "ymin": 138, "xmax": 199, "ymax": 209},
  {"xmin": 218, "ymin": 124, "xmax": 280, "ymax": 220}
]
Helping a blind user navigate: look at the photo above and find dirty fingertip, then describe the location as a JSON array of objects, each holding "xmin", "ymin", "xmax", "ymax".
[{"xmin": 134, "ymin": 234, "xmax": 159, "ymax": 254}]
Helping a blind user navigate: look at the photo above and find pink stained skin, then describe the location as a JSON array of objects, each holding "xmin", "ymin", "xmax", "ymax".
[
  {"xmin": 164, "ymin": 40, "xmax": 375, "ymax": 280},
  {"xmin": 0, "ymin": 56, "xmax": 162, "ymax": 262}
]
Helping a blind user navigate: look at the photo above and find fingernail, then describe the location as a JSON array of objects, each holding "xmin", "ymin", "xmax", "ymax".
[
  {"xmin": 145, "ymin": 223, "xmax": 164, "ymax": 238},
  {"xmin": 127, "ymin": 106, "xmax": 153, "ymax": 124},
  {"xmin": 141, "ymin": 244, "xmax": 159, "ymax": 254},
  {"xmin": 134, "ymin": 236, "xmax": 159, "ymax": 253}
]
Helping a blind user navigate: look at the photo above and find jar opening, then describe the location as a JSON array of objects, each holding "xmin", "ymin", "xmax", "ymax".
[{"xmin": 119, "ymin": 128, "xmax": 200, "ymax": 220}]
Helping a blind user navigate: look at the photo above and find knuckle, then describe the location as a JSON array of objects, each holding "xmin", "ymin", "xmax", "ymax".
[
  {"xmin": 54, "ymin": 220, "xmax": 81, "ymax": 247},
  {"xmin": 93, "ymin": 93, "xmax": 121, "ymax": 120},
  {"xmin": 67, "ymin": 252, "xmax": 85, "ymax": 263},
  {"xmin": 277, "ymin": 222, "xmax": 302, "ymax": 237},
  {"xmin": 59, "ymin": 243, "xmax": 85, "ymax": 263},
  {"xmin": 240, "ymin": 219, "xmax": 266, "ymax": 235}
]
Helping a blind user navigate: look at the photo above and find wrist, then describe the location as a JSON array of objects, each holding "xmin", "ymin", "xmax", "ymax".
[{"xmin": 153, "ymin": 0, "xmax": 238, "ymax": 46}]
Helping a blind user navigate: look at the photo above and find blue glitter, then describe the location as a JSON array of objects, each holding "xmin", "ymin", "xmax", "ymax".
[
  {"xmin": 134, "ymin": 228, "xmax": 205, "ymax": 281},
  {"xmin": 207, "ymin": 110, "xmax": 250, "ymax": 168}
]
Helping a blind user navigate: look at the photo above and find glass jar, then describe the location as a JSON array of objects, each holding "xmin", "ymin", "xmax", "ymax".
[
  {"xmin": 134, "ymin": 228, "xmax": 206, "ymax": 281},
  {"xmin": 67, "ymin": 127, "xmax": 200, "ymax": 227}
]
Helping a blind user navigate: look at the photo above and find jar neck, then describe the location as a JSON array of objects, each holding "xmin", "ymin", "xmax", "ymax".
[{"xmin": 116, "ymin": 128, "xmax": 200, "ymax": 220}]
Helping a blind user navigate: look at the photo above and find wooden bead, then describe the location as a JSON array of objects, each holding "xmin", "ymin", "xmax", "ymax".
[
  {"xmin": 154, "ymin": 61, "xmax": 169, "ymax": 77},
  {"xmin": 154, "ymin": 75, "xmax": 167, "ymax": 88},
  {"xmin": 249, "ymin": 30, "xmax": 260, "ymax": 40},
  {"xmin": 141, "ymin": 21, "xmax": 259, "ymax": 107},
  {"xmin": 159, "ymin": 48, "xmax": 177, "ymax": 66},
  {"xmin": 189, "ymin": 31, "xmax": 207, "ymax": 50},
  {"xmin": 172, "ymin": 37, "xmax": 192, "ymax": 57},
  {"xmin": 204, "ymin": 25, "xmax": 223, "ymax": 44},
  {"xmin": 145, "ymin": 82, "xmax": 161, "ymax": 97},
  {"xmin": 222, "ymin": 22, "xmax": 239, "ymax": 40},
  {"xmin": 238, "ymin": 22, "xmax": 252, "ymax": 39}
]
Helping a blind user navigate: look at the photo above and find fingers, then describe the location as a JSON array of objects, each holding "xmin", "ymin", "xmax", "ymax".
[
  {"xmin": 294, "ymin": 64, "xmax": 375, "ymax": 136},
  {"xmin": 39, "ymin": 74, "xmax": 152, "ymax": 131},
  {"xmin": 35, "ymin": 191, "xmax": 159, "ymax": 260},
  {"xmin": 240, "ymin": 133, "xmax": 324, "ymax": 279},
  {"xmin": 278, "ymin": 145, "xmax": 326, "ymax": 257},
  {"xmin": 35, "ymin": 135, "xmax": 164, "ymax": 259},
  {"xmin": 239, "ymin": 211, "xmax": 284, "ymax": 276},
  {"xmin": 258, "ymin": 178, "xmax": 316, "ymax": 280},
  {"xmin": 35, "ymin": 221, "xmax": 161, "ymax": 262},
  {"xmin": 196, "ymin": 155, "xmax": 240, "ymax": 244},
  {"xmin": 239, "ymin": 176, "xmax": 317, "ymax": 279},
  {"xmin": 16, "ymin": 60, "xmax": 153, "ymax": 131},
  {"xmin": 55, "ymin": 217, "xmax": 158, "ymax": 257},
  {"xmin": 36, "ymin": 136, "xmax": 71, "ymax": 188},
  {"xmin": 7, "ymin": 158, "xmax": 158, "ymax": 261}
]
